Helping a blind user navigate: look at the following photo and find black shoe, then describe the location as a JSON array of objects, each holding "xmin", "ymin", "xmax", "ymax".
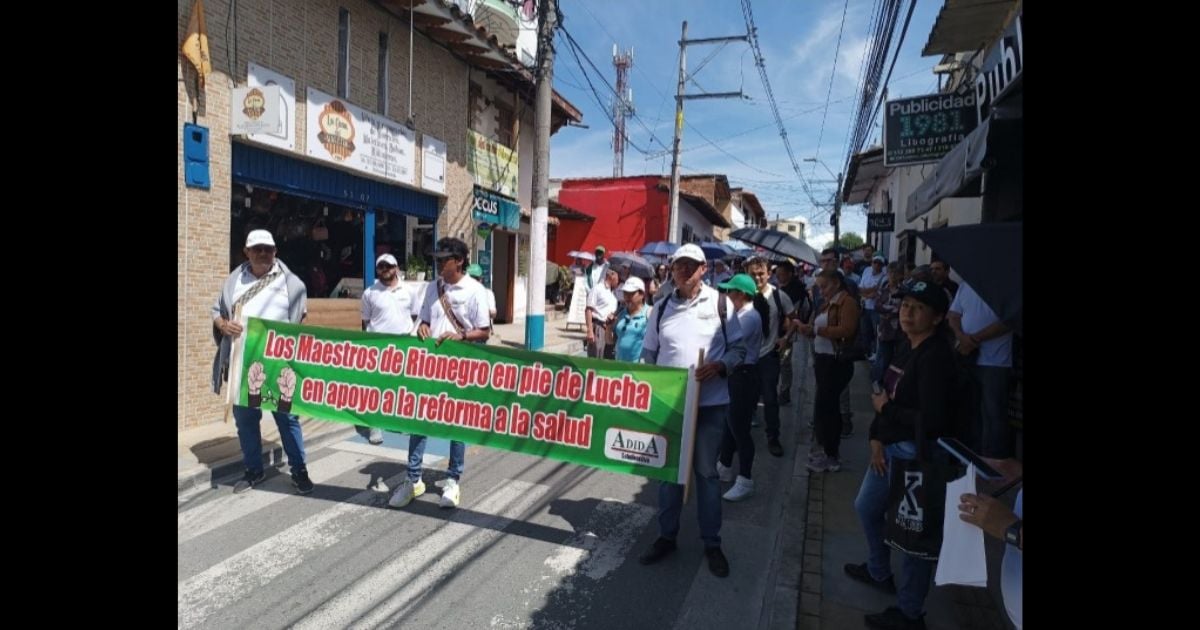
[
  {"xmin": 233, "ymin": 470, "xmax": 265, "ymax": 494},
  {"xmin": 841, "ymin": 414, "xmax": 854, "ymax": 438},
  {"xmin": 844, "ymin": 562, "xmax": 897, "ymax": 594},
  {"xmin": 705, "ymin": 547, "xmax": 730, "ymax": 578},
  {"xmin": 291, "ymin": 470, "xmax": 315, "ymax": 495},
  {"xmin": 865, "ymin": 606, "xmax": 926, "ymax": 630},
  {"xmin": 638, "ymin": 537, "xmax": 677, "ymax": 565},
  {"xmin": 768, "ymin": 438, "xmax": 784, "ymax": 457}
]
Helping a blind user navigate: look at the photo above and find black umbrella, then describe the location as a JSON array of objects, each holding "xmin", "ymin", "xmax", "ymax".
[
  {"xmin": 916, "ymin": 222, "xmax": 1022, "ymax": 334},
  {"xmin": 729, "ymin": 227, "xmax": 820, "ymax": 266}
]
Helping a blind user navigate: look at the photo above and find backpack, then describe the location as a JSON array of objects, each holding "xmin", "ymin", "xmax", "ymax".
[{"xmin": 657, "ymin": 288, "xmax": 728, "ymax": 344}]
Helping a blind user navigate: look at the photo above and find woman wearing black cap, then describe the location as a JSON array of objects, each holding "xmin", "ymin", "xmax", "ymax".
[{"xmin": 845, "ymin": 280, "xmax": 958, "ymax": 630}]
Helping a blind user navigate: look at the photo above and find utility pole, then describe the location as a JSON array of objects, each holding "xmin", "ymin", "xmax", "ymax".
[
  {"xmin": 667, "ymin": 21, "xmax": 748, "ymax": 243},
  {"xmin": 526, "ymin": 0, "xmax": 555, "ymax": 351},
  {"xmin": 833, "ymin": 171, "xmax": 843, "ymax": 244}
]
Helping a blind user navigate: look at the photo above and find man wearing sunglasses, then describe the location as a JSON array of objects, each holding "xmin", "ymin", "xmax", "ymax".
[{"xmin": 211, "ymin": 229, "xmax": 313, "ymax": 495}]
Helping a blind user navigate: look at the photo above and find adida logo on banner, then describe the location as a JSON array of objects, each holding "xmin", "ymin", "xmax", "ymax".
[{"xmin": 603, "ymin": 428, "xmax": 667, "ymax": 469}]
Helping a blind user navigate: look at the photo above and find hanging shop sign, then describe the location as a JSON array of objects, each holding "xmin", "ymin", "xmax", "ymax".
[
  {"xmin": 246, "ymin": 62, "xmax": 296, "ymax": 151},
  {"xmin": 467, "ymin": 130, "xmax": 519, "ymax": 198},
  {"xmin": 473, "ymin": 186, "xmax": 520, "ymax": 231},
  {"xmin": 884, "ymin": 91, "xmax": 980, "ymax": 166},
  {"xmin": 232, "ymin": 85, "xmax": 281, "ymax": 135},
  {"xmin": 306, "ymin": 87, "xmax": 416, "ymax": 186}
]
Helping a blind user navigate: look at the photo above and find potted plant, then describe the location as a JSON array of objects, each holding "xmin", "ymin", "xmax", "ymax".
[{"xmin": 406, "ymin": 254, "xmax": 428, "ymax": 281}]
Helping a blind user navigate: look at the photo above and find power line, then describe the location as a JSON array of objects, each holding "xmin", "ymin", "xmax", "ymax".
[
  {"xmin": 812, "ymin": 0, "xmax": 850, "ymax": 178},
  {"xmin": 739, "ymin": 0, "xmax": 824, "ymax": 219}
]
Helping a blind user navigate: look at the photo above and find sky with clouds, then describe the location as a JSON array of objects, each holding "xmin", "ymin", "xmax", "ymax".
[{"xmin": 548, "ymin": 0, "xmax": 946, "ymax": 249}]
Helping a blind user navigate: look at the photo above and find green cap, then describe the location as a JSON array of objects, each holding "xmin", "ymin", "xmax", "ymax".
[
  {"xmin": 718, "ymin": 273, "xmax": 757, "ymax": 297},
  {"xmin": 594, "ymin": 245, "xmax": 606, "ymax": 253},
  {"xmin": 466, "ymin": 264, "xmax": 484, "ymax": 278}
]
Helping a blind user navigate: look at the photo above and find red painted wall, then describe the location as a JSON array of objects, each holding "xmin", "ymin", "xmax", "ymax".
[{"xmin": 550, "ymin": 177, "xmax": 669, "ymax": 266}]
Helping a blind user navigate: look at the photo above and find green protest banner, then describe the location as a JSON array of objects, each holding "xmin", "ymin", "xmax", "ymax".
[{"xmin": 229, "ymin": 318, "xmax": 697, "ymax": 484}]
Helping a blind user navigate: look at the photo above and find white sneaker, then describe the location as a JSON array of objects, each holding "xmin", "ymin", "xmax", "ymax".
[
  {"xmin": 439, "ymin": 478, "xmax": 461, "ymax": 508},
  {"xmin": 716, "ymin": 461, "xmax": 736, "ymax": 483},
  {"xmin": 368, "ymin": 428, "xmax": 384, "ymax": 445},
  {"xmin": 723, "ymin": 476, "xmax": 755, "ymax": 502},
  {"xmin": 388, "ymin": 478, "xmax": 425, "ymax": 508},
  {"xmin": 369, "ymin": 478, "xmax": 390, "ymax": 493}
]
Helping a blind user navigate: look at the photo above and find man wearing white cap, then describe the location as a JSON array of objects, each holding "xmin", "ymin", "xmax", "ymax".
[
  {"xmin": 211, "ymin": 229, "xmax": 314, "ymax": 495},
  {"xmin": 354, "ymin": 253, "xmax": 421, "ymax": 452},
  {"xmin": 637, "ymin": 243, "xmax": 747, "ymax": 578},
  {"xmin": 612, "ymin": 276, "xmax": 650, "ymax": 362}
]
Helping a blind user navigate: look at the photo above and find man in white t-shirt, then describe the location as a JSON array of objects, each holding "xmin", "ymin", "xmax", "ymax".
[
  {"xmin": 388, "ymin": 238, "xmax": 491, "ymax": 511},
  {"xmin": 949, "ymin": 280, "xmax": 1014, "ymax": 458},
  {"xmin": 355, "ymin": 253, "xmax": 420, "ymax": 452},
  {"xmin": 585, "ymin": 267, "xmax": 620, "ymax": 359},
  {"xmin": 211, "ymin": 229, "xmax": 313, "ymax": 495}
]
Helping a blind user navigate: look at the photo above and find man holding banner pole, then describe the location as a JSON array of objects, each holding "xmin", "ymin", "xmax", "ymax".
[
  {"xmin": 393, "ymin": 237, "xmax": 491, "ymax": 509},
  {"xmin": 637, "ymin": 243, "xmax": 747, "ymax": 578},
  {"xmin": 211, "ymin": 229, "xmax": 313, "ymax": 495}
]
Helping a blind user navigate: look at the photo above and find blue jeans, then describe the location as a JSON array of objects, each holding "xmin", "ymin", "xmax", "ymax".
[
  {"xmin": 233, "ymin": 405, "xmax": 307, "ymax": 475},
  {"xmin": 758, "ymin": 351, "xmax": 783, "ymax": 440},
  {"xmin": 407, "ymin": 435, "xmax": 465, "ymax": 482},
  {"xmin": 976, "ymin": 365, "xmax": 1013, "ymax": 458},
  {"xmin": 853, "ymin": 441, "xmax": 936, "ymax": 619},
  {"xmin": 658, "ymin": 404, "xmax": 726, "ymax": 548},
  {"xmin": 722, "ymin": 367, "xmax": 760, "ymax": 478},
  {"xmin": 871, "ymin": 339, "xmax": 896, "ymax": 383},
  {"xmin": 866, "ymin": 309, "xmax": 880, "ymax": 355}
]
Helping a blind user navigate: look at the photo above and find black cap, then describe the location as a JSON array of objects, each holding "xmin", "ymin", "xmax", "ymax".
[
  {"xmin": 431, "ymin": 237, "xmax": 469, "ymax": 260},
  {"xmin": 897, "ymin": 280, "xmax": 950, "ymax": 314}
]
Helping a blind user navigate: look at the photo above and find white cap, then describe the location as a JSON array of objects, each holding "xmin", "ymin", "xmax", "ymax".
[
  {"xmin": 245, "ymin": 229, "xmax": 276, "ymax": 248},
  {"xmin": 375, "ymin": 253, "xmax": 398, "ymax": 266},
  {"xmin": 670, "ymin": 243, "xmax": 706, "ymax": 263},
  {"xmin": 621, "ymin": 277, "xmax": 645, "ymax": 293}
]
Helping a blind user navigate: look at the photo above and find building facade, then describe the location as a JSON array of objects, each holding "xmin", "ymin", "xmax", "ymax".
[{"xmin": 178, "ymin": 0, "xmax": 579, "ymax": 431}]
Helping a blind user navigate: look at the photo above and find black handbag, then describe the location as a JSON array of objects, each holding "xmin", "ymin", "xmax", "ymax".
[{"xmin": 883, "ymin": 450, "xmax": 953, "ymax": 561}]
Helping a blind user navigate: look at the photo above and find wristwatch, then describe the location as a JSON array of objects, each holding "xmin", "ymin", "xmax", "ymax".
[{"xmin": 1005, "ymin": 519, "xmax": 1022, "ymax": 548}]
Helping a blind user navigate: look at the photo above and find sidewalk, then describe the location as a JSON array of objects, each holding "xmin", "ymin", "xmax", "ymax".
[
  {"xmin": 795, "ymin": 360, "xmax": 1014, "ymax": 630},
  {"xmin": 178, "ymin": 311, "xmax": 588, "ymax": 502}
]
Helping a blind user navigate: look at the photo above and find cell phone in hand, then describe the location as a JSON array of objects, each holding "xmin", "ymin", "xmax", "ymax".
[
  {"xmin": 871, "ymin": 382, "xmax": 884, "ymax": 395},
  {"xmin": 937, "ymin": 437, "xmax": 1003, "ymax": 480}
]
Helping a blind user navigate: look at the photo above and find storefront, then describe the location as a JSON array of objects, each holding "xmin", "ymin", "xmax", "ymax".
[{"xmin": 231, "ymin": 142, "xmax": 440, "ymax": 299}]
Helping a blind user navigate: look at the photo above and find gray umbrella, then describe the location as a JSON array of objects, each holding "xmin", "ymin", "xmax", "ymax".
[
  {"xmin": 605, "ymin": 251, "xmax": 655, "ymax": 280},
  {"xmin": 729, "ymin": 227, "xmax": 820, "ymax": 266}
]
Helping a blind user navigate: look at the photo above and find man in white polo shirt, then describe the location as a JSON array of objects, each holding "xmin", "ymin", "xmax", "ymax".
[
  {"xmin": 637, "ymin": 243, "xmax": 748, "ymax": 578},
  {"xmin": 388, "ymin": 237, "xmax": 491, "ymax": 510},
  {"xmin": 355, "ymin": 253, "xmax": 421, "ymax": 452},
  {"xmin": 211, "ymin": 229, "xmax": 313, "ymax": 495}
]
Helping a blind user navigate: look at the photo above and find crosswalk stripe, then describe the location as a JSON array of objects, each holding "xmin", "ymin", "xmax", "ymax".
[
  {"xmin": 177, "ymin": 447, "xmax": 443, "ymax": 545},
  {"xmin": 290, "ymin": 479, "xmax": 549, "ymax": 630}
]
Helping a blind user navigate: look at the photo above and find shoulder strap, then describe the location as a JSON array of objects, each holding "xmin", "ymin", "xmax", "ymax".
[
  {"xmin": 437, "ymin": 280, "xmax": 469, "ymax": 335},
  {"xmin": 771, "ymin": 289, "xmax": 785, "ymax": 336}
]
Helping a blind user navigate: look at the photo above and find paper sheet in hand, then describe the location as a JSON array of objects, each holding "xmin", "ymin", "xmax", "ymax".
[{"xmin": 935, "ymin": 464, "xmax": 989, "ymax": 586}]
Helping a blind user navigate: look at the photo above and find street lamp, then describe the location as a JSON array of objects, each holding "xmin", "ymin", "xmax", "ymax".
[{"xmin": 804, "ymin": 158, "xmax": 844, "ymax": 243}]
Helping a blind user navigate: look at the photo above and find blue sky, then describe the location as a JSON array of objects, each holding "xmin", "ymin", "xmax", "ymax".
[{"xmin": 548, "ymin": 0, "xmax": 945, "ymax": 248}]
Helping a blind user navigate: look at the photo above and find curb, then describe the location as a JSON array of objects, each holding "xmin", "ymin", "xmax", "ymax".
[{"xmin": 178, "ymin": 423, "xmax": 356, "ymax": 503}]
